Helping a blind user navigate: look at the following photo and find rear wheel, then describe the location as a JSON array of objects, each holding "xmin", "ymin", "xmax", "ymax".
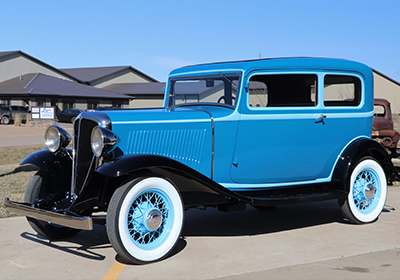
[
  {"xmin": 24, "ymin": 172, "xmax": 81, "ymax": 239},
  {"xmin": 339, "ymin": 158, "xmax": 387, "ymax": 224},
  {"xmin": 107, "ymin": 177, "xmax": 184, "ymax": 264},
  {"xmin": 1, "ymin": 116, "xmax": 10, "ymax": 125}
]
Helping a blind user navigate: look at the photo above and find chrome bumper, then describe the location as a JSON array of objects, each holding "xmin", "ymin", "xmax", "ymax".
[{"xmin": 4, "ymin": 198, "xmax": 93, "ymax": 230}]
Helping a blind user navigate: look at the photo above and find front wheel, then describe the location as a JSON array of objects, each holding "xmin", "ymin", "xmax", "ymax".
[
  {"xmin": 339, "ymin": 158, "xmax": 387, "ymax": 224},
  {"xmin": 107, "ymin": 177, "xmax": 184, "ymax": 264},
  {"xmin": 24, "ymin": 172, "xmax": 81, "ymax": 239}
]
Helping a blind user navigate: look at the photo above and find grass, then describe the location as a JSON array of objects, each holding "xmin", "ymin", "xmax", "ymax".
[{"xmin": 0, "ymin": 145, "xmax": 42, "ymax": 218}]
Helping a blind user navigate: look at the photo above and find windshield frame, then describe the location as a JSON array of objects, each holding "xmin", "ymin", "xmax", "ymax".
[{"xmin": 167, "ymin": 72, "xmax": 242, "ymax": 109}]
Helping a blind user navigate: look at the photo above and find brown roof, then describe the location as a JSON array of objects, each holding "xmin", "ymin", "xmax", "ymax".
[
  {"xmin": 0, "ymin": 73, "xmax": 130, "ymax": 100},
  {"xmin": 102, "ymin": 82, "xmax": 166, "ymax": 95},
  {"xmin": 61, "ymin": 66, "xmax": 159, "ymax": 84},
  {"xmin": 0, "ymin": 73, "xmax": 36, "ymax": 95},
  {"xmin": 26, "ymin": 73, "xmax": 131, "ymax": 100}
]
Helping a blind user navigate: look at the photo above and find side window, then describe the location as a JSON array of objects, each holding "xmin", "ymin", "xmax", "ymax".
[
  {"xmin": 374, "ymin": 104, "xmax": 385, "ymax": 117},
  {"xmin": 249, "ymin": 74, "xmax": 317, "ymax": 107},
  {"xmin": 324, "ymin": 75, "xmax": 361, "ymax": 106}
]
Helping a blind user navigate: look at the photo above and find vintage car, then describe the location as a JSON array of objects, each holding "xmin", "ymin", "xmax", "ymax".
[
  {"xmin": 5, "ymin": 58, "xmax": 398, "ymax": 264},
  {"xmin": 372, "ymin": 98, "xmax": 400, "ymax": 158}
]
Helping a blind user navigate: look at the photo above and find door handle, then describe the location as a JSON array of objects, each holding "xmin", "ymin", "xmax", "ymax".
[{"xmin": 315, "ymin": 114, "xmax": 326, "ymax": 125}]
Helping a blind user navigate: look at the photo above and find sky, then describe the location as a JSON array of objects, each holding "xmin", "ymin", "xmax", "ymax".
[{"xmin": 1, "ymin": 0, "xmax": 399, "ymax": 82}]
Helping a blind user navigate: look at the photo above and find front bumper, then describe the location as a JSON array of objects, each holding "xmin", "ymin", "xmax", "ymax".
[{"xmin": 4, "ymin": 198, "xmax": 93, "ymax": 230}]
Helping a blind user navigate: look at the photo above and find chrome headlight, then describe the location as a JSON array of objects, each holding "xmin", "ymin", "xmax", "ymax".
[
  {"xmin": 44, "ymin": 125, "xmax": 71, "ymax": 153},
  {"xmin": 91, "ymin": 126, "xmax": 118, "ymax": 157}
]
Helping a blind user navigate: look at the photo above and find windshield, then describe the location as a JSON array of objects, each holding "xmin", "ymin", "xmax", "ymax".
[{"xmin": 167, "ymin": 73, "xmax": 241, "ymax": 108}]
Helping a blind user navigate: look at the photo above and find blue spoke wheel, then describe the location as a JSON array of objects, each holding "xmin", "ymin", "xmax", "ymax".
[
  {"xmin": 339, "ymin": 158, "xmax": 387, "ymax": 224},
  {"xmin": 107, "ymin": 177, "xmax": 184, "ymax": 264}
]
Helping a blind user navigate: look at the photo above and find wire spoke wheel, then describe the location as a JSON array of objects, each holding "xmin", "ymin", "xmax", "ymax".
[
  {"xmin": 107, "ymin": 177, "xmax": 184, "ymax": 264},
  {"xmin": 339, "ymin": 158, "xmax": 387, "ymax": 224}
]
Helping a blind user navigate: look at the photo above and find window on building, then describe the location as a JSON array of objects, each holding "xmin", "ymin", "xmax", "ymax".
[
  {"xmin": 112, "ymin": 102, "xmax": 122, "ymax": 108},
  {"xmin": 87, "ymin": 102, "xmax": 98, "ymax": 110},
  {"xmin": 63, "ymin": 102, "xmax": 74, "ymax": 110},
  {"xmin": 248, "ymin": 74, "xmax": 318, "ymax": 107},
  {"xmin": 37, "ymin": 99, "xmax": 45, "ymax": 107}
]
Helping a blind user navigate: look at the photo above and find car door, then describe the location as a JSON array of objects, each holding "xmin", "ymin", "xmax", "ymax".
[
  {"xmin": 231, "ymin": 73, "xmax": 330, "ymax": 185},
  {"xmin": 230, "ymin": 72, "xmax": 367, "ymax": 186}
]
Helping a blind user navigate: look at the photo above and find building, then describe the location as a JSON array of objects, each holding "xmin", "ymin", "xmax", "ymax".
[
  {"xmin": 373, "ymin": 69, "xmax": 400, "ymax": 113},
  {"xmin": 1, "ymin": 51, "xmax": 400, "ymax": 113},
  {"xmin": 0, "ymin": 51, "xmax": 158, "ymax": 110}
]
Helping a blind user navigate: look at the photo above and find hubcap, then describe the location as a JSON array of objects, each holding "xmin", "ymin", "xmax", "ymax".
[
  {"xmin": 364, "ymin": 183, "xmax": 376, "ymax": 200},
  {"xmin": 146, "ymin": 209, "xmax": 162, "ymax": 231}
]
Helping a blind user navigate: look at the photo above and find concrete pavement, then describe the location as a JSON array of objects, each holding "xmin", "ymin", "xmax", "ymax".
[{"xmin": 1, "ymin": 187, "xmax": 399, "ymax": 280}]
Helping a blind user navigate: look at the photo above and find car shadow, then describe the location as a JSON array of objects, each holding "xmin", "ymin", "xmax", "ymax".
[
  {"xmin": 183, "ymin": 199, "xmax": 345, "ymax": 237},
  {"xmin": 20, "ymin": 222, "xmax": 111, "ymax": 261},
  {"xmin": 19, "ymin": 199, "xmax": 395, "ymax": 264}
]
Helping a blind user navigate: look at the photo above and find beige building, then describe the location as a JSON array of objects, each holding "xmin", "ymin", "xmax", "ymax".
[
  {"xmin": 0, "ymin": 51, "xmax": 158, "ymax": 110},
  {"xmin": 373, "ymin": 70, "xmax": 400, "ymax": 113}
]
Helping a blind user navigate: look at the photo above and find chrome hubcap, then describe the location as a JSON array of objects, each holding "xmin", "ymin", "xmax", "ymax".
[
  {"xmin": 364, "ymin": 183, "xmax": 376, "ymax": 200},
  {"xmin": 146, "ymin": 209, "xmax": 162, "ymax": 231}
]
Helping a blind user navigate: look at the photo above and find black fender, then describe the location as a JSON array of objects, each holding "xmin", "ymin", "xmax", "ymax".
[
  {"xmin": 96, "ymin": 154, "xmax": 252, "ymax": 208},
  {"xmin": 332, "ymin": 137, "xmax": 398, "ymax": 194},
  {"xmin": 20, "ymin": 149, "xmax": 73, "ymax": 195}
]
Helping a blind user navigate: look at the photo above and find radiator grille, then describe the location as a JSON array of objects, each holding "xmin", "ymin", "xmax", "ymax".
[{"xmin": 72, "ymin": 118, "xmax": 97, "ymax": 194}]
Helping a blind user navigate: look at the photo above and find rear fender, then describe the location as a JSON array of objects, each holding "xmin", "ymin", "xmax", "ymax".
[{"xmin": 332, "ymin": 138, "xmax": 397, "ymax": 193}]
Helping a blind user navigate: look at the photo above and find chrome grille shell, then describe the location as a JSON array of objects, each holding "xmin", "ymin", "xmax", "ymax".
[{"xmin": 71, "ymin": 112, "xmax": 111, "ymax": 195}]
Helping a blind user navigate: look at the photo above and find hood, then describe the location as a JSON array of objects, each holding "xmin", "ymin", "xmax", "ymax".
[{"xmin": 94, "ymin": 106, "xmax": 234, "ymax": 176}]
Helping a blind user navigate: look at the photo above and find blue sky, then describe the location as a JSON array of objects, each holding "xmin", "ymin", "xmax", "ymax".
[{"xmin": 1, "ymin": 0, "xmax": 399, "ymax": 82}]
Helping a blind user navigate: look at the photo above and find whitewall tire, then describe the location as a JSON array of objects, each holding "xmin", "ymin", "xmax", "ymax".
[
  {"xmin": 340, "ymin": 158, "xmax": 387, "ymax": 224},
  {"xmin": 107, "ymin": 177, "xmax": 184, "ymax": 264}
]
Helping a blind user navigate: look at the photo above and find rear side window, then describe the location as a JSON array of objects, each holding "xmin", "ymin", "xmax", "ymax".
[
  {"xmin": 248, "ymin": 74, "xmax": 317, "ymax": 107},
  {"xmin": 324, "ymin": 75, "xmax": 361, "ymax": 106}
]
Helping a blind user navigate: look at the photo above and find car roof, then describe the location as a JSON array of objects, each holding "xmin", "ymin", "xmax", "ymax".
[{"xmin": 169, "ymin": 57, "xmax": 373, "ymax": 78}]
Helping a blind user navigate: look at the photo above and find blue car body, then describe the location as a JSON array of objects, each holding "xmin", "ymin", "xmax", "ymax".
[
  {"xmin": 105, "ymin": 58, "xmax": 375, "ymax": 188},
  {"xmin": 6, "ymin": 57, "xmax": 396, "ymax": 264}
]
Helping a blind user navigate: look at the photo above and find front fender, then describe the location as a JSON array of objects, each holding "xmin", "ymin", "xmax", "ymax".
[
  {"xmin": 332, "ymin": 138, "xmax": 398, "ymax": 193},
  {"xmin": 21, "ymin": 149, "xmax": 73, "ymax": 194},
  {"xmin": 21, "ymin": 149, "xmax": 72, "ymax": 172},
  {"xmin": 96, "ymin": 154, "xmax": 252, "ymax": 207}
]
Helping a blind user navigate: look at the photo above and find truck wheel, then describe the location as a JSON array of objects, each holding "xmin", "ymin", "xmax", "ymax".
[
  {"xmin": 339, "ymin": 158, "xmax": 387, "ymax": 224},
  {"xmin": 107, "ymin": 177, "xmax": 184, "ymax": 264},
  {"xmin": 1, "ymin": 116, "xmax": 10, "ymax": 125},
  {"xmin": 24, "ymin": 172, "xmax": 81, "ymax": 239}
]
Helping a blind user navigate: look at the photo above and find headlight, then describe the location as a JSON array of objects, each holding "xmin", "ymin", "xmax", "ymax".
[
  {"xmin": 91, "ymin": 126, "xmax": 118, "ymax": 157},
  {"xmin": 44, "ymin": 125, "xmax": 71, "ymax": 153}
]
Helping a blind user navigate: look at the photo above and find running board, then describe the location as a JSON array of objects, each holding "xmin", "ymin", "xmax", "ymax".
[{"xmin": 4, "ymin": 198, "xmax": 93, "ymax": 230}]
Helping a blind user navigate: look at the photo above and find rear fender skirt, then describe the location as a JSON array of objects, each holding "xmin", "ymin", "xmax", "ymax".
[
  {"xmin": 96, "ymin": 154, "xmax": 252, "ymax": 207},
  {"xmin": 332, "ymin": 138, "xmax": 397, "ymax": 193}
]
